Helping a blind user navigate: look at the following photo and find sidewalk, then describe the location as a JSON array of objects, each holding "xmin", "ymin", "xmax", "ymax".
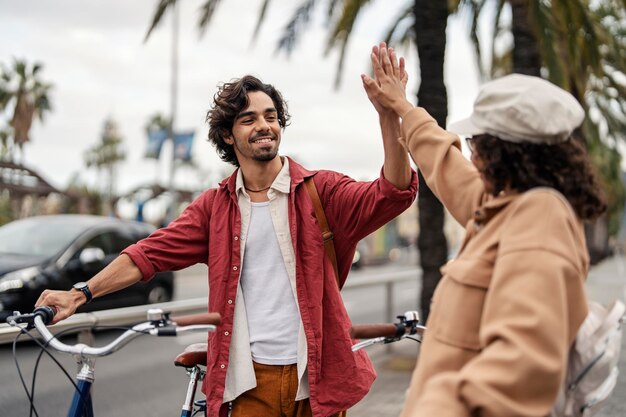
[{"xmin": 351, "ymin": 255, "xmax": 626, "ymax": 416}]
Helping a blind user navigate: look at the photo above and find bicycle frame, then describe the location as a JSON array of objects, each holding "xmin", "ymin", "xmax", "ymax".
[
  {"xmin": 67, "ymin": 379, "xmax": 94, "ymax": 417},
  {"xmin": 180, "ymin": 366, "xmax": 204, "ymax": 417},
  {"xmin": 65, "ymin": 353, "xmax": 206, "ymax": 417},
  {"xmin": 8, "ymin": 308, "xmax": 219, "ymax": 417}
]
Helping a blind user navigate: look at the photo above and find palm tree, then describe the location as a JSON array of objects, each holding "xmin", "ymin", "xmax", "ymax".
[
  {"xmin": 84, "ymin": 117, "xmax": 127, "ymax": 215},
  {"xmin": 144, "ymin": 0, "xmax": 451, "ymax": 321},
  {"xmin": 0, "ymin": 59, "xmax": 53, "ymax": 164},
  {"xmin": 411, "ymin": 1, "xmax": 449, "ymax": 322},
  {"xmin": 457, "ymin": 0, "xmax": 626, "ymax": 261},
  {"xmin": 145, "ymin": 112, "xmax": 171, "ymax": 133}
]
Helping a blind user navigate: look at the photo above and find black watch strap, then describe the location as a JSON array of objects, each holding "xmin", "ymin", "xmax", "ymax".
[{"xmin": 73, "ymin": 282, "xmax": 93, "ymax": 304}]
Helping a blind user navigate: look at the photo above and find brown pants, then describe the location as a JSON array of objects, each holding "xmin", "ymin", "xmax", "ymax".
[{"xmin": 229, "ymin": 362, "xmax": 346, "ymax": 417}]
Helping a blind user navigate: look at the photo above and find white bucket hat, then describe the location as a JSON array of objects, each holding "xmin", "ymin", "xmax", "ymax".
[{"xmin": 448, "ymin": 74, "xmax": 585, "ymax": 144}]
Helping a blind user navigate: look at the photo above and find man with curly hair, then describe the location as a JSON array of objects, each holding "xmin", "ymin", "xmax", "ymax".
[{"xmin": 37, "ymin": 68, "xmax": 417, "ymax": 417}]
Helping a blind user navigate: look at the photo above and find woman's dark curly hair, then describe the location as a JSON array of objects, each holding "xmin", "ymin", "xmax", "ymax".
[
  {"xmin": 206, "ymin": 75, "xmax": 290, "ymax": 167},
  {"xmin": 472, "ymin": 134, "xmax": 607, "ymax": 221}
]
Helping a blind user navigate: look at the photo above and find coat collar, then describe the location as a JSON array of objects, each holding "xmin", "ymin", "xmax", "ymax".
[{"xmin": 473, "ymin": 191, "xmax": 519, "ymax": 226}]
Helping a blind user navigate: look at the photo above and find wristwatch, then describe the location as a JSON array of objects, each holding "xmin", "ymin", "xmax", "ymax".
[{"xmin": 72, "ymin": 282, "xmax": 93, "ymax": 304}]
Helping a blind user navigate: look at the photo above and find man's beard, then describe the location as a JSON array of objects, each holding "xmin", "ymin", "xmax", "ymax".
[{"xmin": 253, "ymin": 148, "xmax": 278, "ymax": 162}]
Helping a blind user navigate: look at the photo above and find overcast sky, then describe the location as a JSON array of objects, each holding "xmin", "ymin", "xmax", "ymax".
[{"xmin": 0, "ymin": 0, "xmax": 483, "ymax": 196}]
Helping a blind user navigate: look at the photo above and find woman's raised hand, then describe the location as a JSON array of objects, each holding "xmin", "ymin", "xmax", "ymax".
[{"xmin": 361, "ymin": 42, "xmax": 414, "ymax": 118}]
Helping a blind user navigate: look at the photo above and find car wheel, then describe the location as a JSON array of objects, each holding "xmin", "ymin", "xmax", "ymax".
[{"xmin": 147, "ymin": 285, "xmax": 171, "ymax": 304}]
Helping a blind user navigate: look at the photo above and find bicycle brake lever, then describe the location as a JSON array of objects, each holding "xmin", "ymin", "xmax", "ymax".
[
  {"xmin": 352, "ymin": 337, "xmax": 386, "ymax": 351},
  {"xmin": 6, "ymin": 312, "xmax": 36, "ymax": 328},
  {"xmin": 383, "ymin": 336, "xmax": 403, "ymax": 344}
]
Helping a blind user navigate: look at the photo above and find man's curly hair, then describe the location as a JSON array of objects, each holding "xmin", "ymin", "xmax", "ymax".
[
  {"xmin": 472, "ymin": 134, "xmax": 607, "ymax": 221},
  {"xmin": 206, "ymin": 75, "xmax": 291, "ymax": 167}
]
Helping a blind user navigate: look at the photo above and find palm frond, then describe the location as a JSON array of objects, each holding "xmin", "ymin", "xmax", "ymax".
[
  {"xmin": 144, "ymin": 0, "xmax": 177, "ymax": 42},
  {"xmin": 332, "ymin": 36, "xmax": 349, "ymax": 89},
  {"xmin": 13, "ymin": 59, "xmax": 26, "ymax": 77},
  {"xmin": 528, "ymin": 0, "xmax": 566, "ymax": 87},
  {"xmin": 491, "ymin": 47, "xmax": 512, "ymax": 78},
  {"xmin": 488, "ymin": 0, "xmax": 507, "ymax": 76},
  {"xmin": 381, "ymin": 4, "xmax": 413, "ymax": 46},
  {"xmin": 449, "ymin": 0, "xmax": 463, "ymax": 13},
  {"xmin": 249, "ymin": 0, "xmax": 272, "ymax": 46},
  {"xmin": 0, "ymin": 88, "xmax": 10, "ymax": 110},
  {"xmin": 197, "ymin": 0, "xmax": 224, "ymax": 36},
  {"xmin": 31, "ymin": 62, "xmax": 43, "ymax": 76},
  {"xmin": 326, "ymin": 0, "xmax": 344, "ymax": 21},
  {"xmin": 325, "ymin": 0, "xmax": 369, "ymax": 52},
  {"xmin": 468, "ymin": 3, "xmax": 483, "ymax": 78},
  {"xmin": 276, "ymin": 0, "xmax": 318, "ymax": 55},
  {"xmin": 324, "ymin": 0, "xmax": 371, "ymax": 87}
]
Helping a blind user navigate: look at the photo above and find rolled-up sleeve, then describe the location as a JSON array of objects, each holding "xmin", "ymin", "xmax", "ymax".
[
  {"xmin": 377, "ymin": 167, "xmax": 419, "ymax": 201},
  {"xmin": 122, "ymin": 190, "xmax": 214, "ymax": 281}
]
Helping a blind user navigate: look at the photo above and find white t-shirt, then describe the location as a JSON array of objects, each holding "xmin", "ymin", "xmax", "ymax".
[{"xmin": 240, "ymin": 201, "xmax": 299, "ymax": 365}]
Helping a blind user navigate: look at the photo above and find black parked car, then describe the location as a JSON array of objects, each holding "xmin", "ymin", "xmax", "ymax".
[{"xmin": 0, "ymin": 215, "xmax": 175, "ymax": 321}]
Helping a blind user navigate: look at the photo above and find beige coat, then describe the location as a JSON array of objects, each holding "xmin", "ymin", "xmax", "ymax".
[{"xmin": 398, "ymin": 108, "xmax": 589, "ymax": 417}]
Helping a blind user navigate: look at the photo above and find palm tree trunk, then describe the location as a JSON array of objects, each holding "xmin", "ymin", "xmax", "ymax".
[
  {"xmin": 414, "ymin": 0, "xmax": 449, "ymax": 322},
  {"xmin": 510, "ymin": 0, "xmax": 541, "ymax": 76}
]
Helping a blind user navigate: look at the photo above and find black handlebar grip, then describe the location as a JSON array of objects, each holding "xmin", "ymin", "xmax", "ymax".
[
  {"xmin": 350, "ymin": 323, "xmax": 404, "ymax": 339},
  {"xmin": 33, "ymin": 306, "xmax": 57, "ymax": 325},
  {"xmin": 157, "ymin": 327, "xmax": 178, "ymax": 336}
]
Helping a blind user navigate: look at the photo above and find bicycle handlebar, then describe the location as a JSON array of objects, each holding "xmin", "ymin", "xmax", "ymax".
[
  {"xmin": 350, "ymin": 323, "xmax": 403, "ymax": 339},
  {"xmin": 7, "ymin": 307, "xmax": 221, "ymax": 358},
  {"xmin": 173, "ymin": 312, "xmax": 221, "ymax": 326},
  {"xmin": 350, "ymin": 310, "xmax": 426, "ymax": 351},
  {"xmin": 350, "ymin": 323, "xmax": 426, "ymax": 339}
]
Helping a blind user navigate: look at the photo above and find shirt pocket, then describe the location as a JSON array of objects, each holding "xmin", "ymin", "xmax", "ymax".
[{"xmin": 428, "ymin": 257, "xmax": 493, "ymax": 351}]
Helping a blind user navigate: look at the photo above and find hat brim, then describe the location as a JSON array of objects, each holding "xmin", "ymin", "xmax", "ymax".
[{"xmin": 447, "ymin": 117, "xmax": 484, "ymax": 137}]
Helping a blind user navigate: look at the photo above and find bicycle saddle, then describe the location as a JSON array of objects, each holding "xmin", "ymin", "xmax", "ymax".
[{"xmin": 174, "ymin": 343, "xmax": 208, "ymax": 367}]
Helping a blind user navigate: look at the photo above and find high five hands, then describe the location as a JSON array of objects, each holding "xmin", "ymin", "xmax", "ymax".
[{"xmin": 361, "ymin": 42, "xmax": 414, "ymax": 119}]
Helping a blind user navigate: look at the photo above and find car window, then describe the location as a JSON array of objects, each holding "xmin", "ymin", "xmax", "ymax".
[
  {"xmin": 83, "ymin": 232, "xmax": 115, "ymax": 255},
  {"xmin": 110, "ymin": 231, "xmax": 137, "ymax": 253},
  {"xmin": 0, "ymin": 218, "xmax": 90, "ymax": 257},
  {"xmin": 70, "ymin": 229, "xmax": 139, "ymax": 261}
]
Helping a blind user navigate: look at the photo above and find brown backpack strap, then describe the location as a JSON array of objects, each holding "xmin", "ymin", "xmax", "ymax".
[{"xmin": 304, "ymin": 177, "xmax": 341, "ymax": 289}]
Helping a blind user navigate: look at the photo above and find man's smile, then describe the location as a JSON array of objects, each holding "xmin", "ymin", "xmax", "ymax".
[{"xmin": 250, "ymin": 134, "xmax": 276, "ymax": 144}]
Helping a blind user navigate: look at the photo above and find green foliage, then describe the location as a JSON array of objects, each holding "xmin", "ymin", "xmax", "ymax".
[
  {"xmin": 65, "ymin": 172, "xmax": 104, "ymax": 215},
  {"xmin": 84, "ymin": 118, "xmax": 126, "ymax": 170},
  {"xmin": 0, "ymin": 191, "xmax": 15, "ymax": 226},
  {"xmin": 455, "ymin": 0, "xmax": 626, "ymax": 236},
  {"xmin": 145, "ymin": 112, "xmax": 171, "ymax": 133},
  {"xmin": 585, "ymin": 122, "xmax": 626, "ymax": 236},
  {"xmin": 143, "ymin": 0, "xmax": 626, "ymax": 237},
  {"xmin": 0, "ymin": 58, "xmax": 53, "ymax": 160},
  {"xmin": 84, "ymin": 117, "xmax": 127, "ymax": 204}
]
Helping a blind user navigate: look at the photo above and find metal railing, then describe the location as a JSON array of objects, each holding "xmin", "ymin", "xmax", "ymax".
[
  {"xmin": 0, "ymin": 268, "xmax": 420, "ymax": 345},
  {"xmin": 0, "ymin": 298, "xmax": 208, "ymax": 345},
  {"xmin": 343, "ymin": 268, "xmax": 419, "ymax": 324}
]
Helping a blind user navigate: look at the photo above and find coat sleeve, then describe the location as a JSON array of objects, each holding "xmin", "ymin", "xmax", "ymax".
[
  {"xmin": 400, "ymin": 107, "xmax": 485, "ymax": 226},
  {"xmin": 122, "ymin": 190, "xmax": 214, "ymax": 281},
  {"xmin": 408, "ymin": 192, "xmax": 589, "ymax": 417}
]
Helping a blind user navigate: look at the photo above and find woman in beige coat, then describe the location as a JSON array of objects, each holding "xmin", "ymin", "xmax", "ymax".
[{"xmin": 361, "ymin": 43, "xmax": 607, "ymax": 417}]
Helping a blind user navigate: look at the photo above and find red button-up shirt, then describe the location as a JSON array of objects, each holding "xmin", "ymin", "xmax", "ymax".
[{"xmin": 123, "ymin": 157, "xmax": 417, "ymax": 417}]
